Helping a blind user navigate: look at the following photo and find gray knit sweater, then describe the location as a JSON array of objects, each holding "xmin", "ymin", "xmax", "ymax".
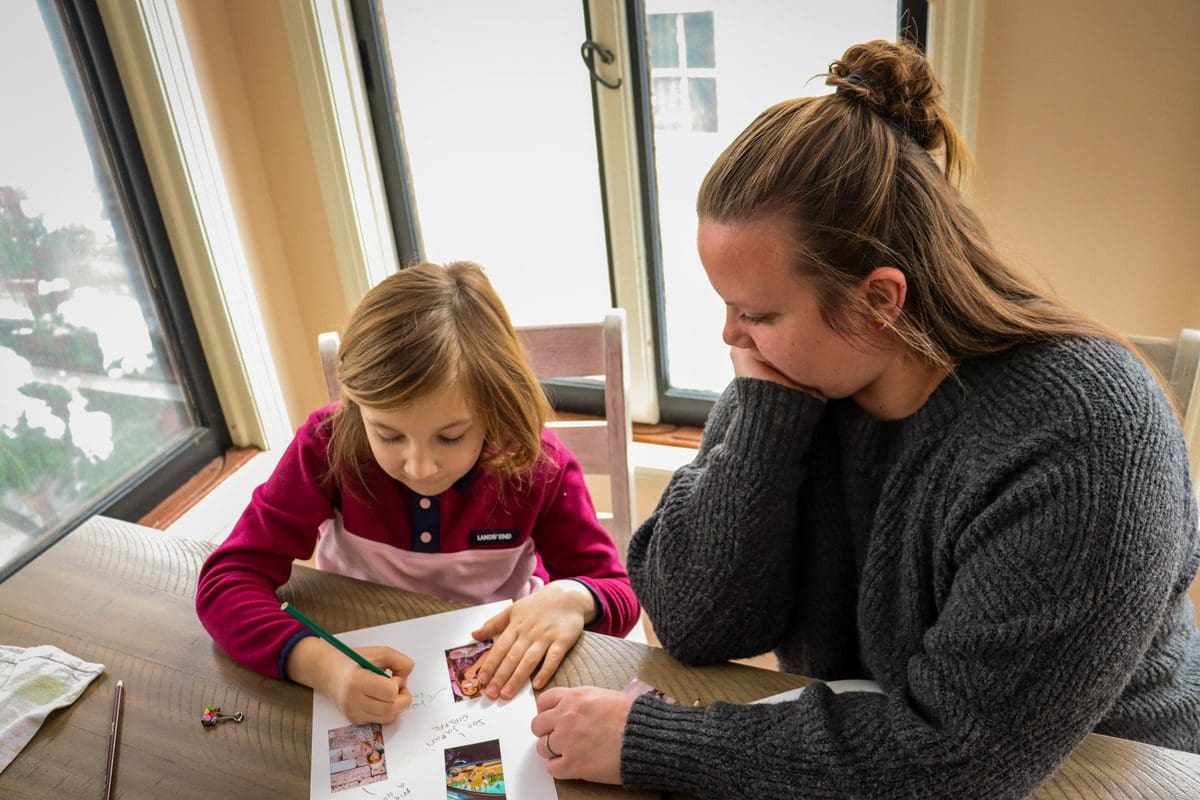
[{"xmin": 623, "ymin": 337, "xmax": 1200, "ymax": 799}]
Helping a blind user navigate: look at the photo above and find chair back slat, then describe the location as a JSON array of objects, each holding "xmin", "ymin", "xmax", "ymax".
[{"xmin": 516, "ymin": 324, "xmax": 606, "ymax": 378}]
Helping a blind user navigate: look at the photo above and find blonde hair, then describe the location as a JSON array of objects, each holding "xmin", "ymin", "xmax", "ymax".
[
  {"xmin": 697, "ymin": 39, "xmax": 1126, "ymax": 375},
  {"xmin": 326, "ymin": 261, "xmax": 549, "ymax": 494}
]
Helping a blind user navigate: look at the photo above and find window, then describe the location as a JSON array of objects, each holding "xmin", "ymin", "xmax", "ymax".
[
  {"xmin": 648, "ymin": 12, "xmax": 717, "ymax": 133},
  {"xmin": 353, "ymin": 0, "xmax": 925, "ymax": 425},
  {"xmin": 0, "ymin": 0, "xmax": 229, "ymax": 579}
]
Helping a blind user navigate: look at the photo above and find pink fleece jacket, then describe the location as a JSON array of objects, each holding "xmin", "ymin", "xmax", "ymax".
[{"xmin": 196, "ymin": 405, "xmax": 639, "ymax": 678}]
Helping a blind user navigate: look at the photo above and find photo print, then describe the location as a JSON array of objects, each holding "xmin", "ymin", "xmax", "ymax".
[
  {"xmin": 327, "ymin": 722, "xmax": 387, "ymax": 793},
  {"xmin": 445, "ymin": 738, "xmax": 506, "ymax": 799},
  {"xmin": 445, "ymin": 639, "xmax": 494, "ymax": 702}
]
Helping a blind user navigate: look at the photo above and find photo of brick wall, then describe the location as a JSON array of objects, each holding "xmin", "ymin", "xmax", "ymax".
[{"xmin": 327, "ymin": 722, "xmax": 388, "ymax": 793}]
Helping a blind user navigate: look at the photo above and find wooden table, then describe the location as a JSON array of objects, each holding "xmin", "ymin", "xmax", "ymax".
[{"xmin": 1, "ymin": 517, "xmax": 1198, "ymax": 799}]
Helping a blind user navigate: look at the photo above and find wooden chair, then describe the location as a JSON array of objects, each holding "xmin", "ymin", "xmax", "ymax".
[
  {"xmin": 317, "ymin": 309, "xmax": 636, "ymax": 561},
  {"xmin": 514, "ymin": 311, "xmax": 636, "ymax": 564},
  {"xmin": 1128, "ymin": 328, "xmax": 1200, "ymax": 624},
  {"xmin": 1128, "ymin": 328, "xmax": 1200, "ymax": 419}
]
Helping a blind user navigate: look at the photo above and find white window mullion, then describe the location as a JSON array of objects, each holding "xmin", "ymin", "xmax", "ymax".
[
  {"xmin": 97, "ymin": 0, "xmax": 291, "ymax": 450},
  {"xmin": 587, "ymin": 0, "xmax": 661, "ymax": 424},
  {"xmin": 279, "ymin": 0, "xmax": 399, "ymax": 303},
  {"xmin": 927, "ymin": 0, "xmax": 986, "ymax": 164}
]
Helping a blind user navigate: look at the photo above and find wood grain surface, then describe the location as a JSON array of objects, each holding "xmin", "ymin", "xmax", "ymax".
[{"xmin": 1, "ymin": 516, "xmax": 1197, "ymax": 799}]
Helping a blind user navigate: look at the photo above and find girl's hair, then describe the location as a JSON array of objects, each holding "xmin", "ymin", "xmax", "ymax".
[
  {"xmin": 326, "ymin": 261, "xmax": 549, "ymax": 492},
  {"xmin": 697, "ymin": 38, "xmax": 1125, "ymax": 374}
]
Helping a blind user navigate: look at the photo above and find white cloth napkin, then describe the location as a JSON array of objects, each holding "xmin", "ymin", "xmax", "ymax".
[{"xmin": 0, "ymin": 644, "xmax": 106, "ymax": 773}]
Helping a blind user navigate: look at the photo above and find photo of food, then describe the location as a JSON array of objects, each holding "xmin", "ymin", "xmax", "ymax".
[
  {"xmin": 445, "ymin": 738, "xmax": 506, "ymax": 799},
  {"xmin": 327, "ymin": 722, "xmax": 387, "ymax": 793},
  {"xmin": 445, "ymin": 639, "xmax": 494, "ymax": 702}
]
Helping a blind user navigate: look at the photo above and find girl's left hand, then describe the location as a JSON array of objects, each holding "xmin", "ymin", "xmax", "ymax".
[{"xmin": 470, "ymin": 579, "xmax": 596, "ymax": 699}]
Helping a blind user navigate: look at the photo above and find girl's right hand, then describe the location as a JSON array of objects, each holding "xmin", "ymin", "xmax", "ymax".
[{"xmin": 287, "ymin": 638, "xmax": 414, "ymax": 724}]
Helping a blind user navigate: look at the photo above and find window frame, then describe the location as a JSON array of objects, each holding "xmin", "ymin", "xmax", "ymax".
[
  {"xmin": 350, "ymin": 0, "xmax": 927, "ymax": 427},
  {"xmin": 3, "ymin": 0, "xmax": 232, "ymax": 579}
]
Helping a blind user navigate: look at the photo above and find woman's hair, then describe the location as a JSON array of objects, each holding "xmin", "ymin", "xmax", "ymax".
[
  {"xmin": 697, "ymin": 38, "xmax": 1123, "ymax": 373},
  {"xmin": 326, "ymin": 261, "xmax": 549, "ymax": 492}
]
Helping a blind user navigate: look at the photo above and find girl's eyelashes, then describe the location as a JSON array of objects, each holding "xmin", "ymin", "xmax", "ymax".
[
  {"xmin": 738, "ymin": 312, "xmax": 767, "ymax": 325},
  {"xmin": 375, "ymin": 431, "xmax": 466, "ymax": 445}
]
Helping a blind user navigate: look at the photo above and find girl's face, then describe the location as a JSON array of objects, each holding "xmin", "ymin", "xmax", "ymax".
[{"xmin": 360, "ymin": 383, "xmax": 486, "ymax": 496}]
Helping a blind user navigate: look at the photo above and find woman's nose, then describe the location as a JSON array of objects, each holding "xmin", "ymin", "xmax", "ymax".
[{"xmin": 723, "ymin": 311, "xmax": 752, "ymax": 348}]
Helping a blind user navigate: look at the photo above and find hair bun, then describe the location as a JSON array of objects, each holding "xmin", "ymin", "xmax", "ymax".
[{"xmin": 826, "ymin": 39, "xmax": 947, "ymax": 152}]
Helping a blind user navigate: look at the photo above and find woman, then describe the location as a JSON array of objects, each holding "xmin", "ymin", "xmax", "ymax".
[{"xmin": 529, "ymin": 39, "xmax": 1200, "ymax": 799}]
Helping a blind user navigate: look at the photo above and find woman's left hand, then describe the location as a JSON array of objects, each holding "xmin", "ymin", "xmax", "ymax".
[
  {"xmin": 531, "ymin": 686, "xmax": 632, "ymax": 784},
  {"xmin": 471, "ymin": 579, "xmax": 595, "ymax": 699}
]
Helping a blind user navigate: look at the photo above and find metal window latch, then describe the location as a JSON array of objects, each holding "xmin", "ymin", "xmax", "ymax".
[{"xmin": 580, "ymin": 40, "xmax": 622, "ymax": 90}]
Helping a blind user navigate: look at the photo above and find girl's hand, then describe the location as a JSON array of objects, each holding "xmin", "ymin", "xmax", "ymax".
[
  {"xmin": 471, "ymin": 580, "xmax": 595, "ymax": 700},
  {"xmin": 530, "ymin": 686, "xmax": 632, "ymax": 784},
  {"xmin": 287, "ymin": 638, "xmax": 414, "ymax": 724}
]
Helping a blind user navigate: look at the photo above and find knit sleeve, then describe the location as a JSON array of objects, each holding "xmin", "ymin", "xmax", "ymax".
[
  {"xmin": 628, "ymin": 378, "xmax": 827, "ymax": 663},
  {"xmin": 195, "ymin": 408, "xmax": 339, "ymax": 679},
  {"xmin": 529, "ymin": 431, "xmax": 640, "ymax": 638},
  {"xmin": 621, "ymin": 362, "xmax": 1200, "ymax": 799}
]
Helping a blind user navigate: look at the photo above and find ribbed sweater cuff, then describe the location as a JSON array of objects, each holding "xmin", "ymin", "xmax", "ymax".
[
  {"xmin": 621, "ymin": 696, "xmax": 714, "ymax": 793},
  {"xmin": 725, "ymin": 378, "xmax": 826, "ymax": 466}
]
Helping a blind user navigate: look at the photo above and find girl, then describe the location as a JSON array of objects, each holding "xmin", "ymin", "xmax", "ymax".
[
  {"xmin": 197, "ymin": 261, "xmax": 638, "ymax": 724},
  {"xmin": 531, "ymin": 39, "xmax": 1200, "ymax": 798}
]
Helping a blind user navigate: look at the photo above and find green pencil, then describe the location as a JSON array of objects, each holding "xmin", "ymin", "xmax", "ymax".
[{"xmin": 281, "ymin": 601, "xmax": 390, "ymax": 677}]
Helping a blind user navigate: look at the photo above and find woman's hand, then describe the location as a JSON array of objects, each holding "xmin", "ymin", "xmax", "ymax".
[
  {"xmin": 530, "ymin": 686, "xmax": 632, "ymax": 784},
  {"xmin": 730, "ymin": 346, "xmax": 825, "ymax": 398},
  {"xmin": 286, "ymin": 638, "xmax": 414, "ymax": 724},
  {"xmin": 471, "ymin": 580, "xmax": 595, "ymax": 699}
]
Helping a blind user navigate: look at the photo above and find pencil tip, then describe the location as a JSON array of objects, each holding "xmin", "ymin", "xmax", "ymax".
[
  {"xmin": 280, "ymin": 601, "xmax": 289, "ymax": 610},
  {"xmin": 116, "ymin": 679, "xmax": 123, "ymax": 687}
]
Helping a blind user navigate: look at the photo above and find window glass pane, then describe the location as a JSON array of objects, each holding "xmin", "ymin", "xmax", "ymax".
[
  {"xmin": 0, "ymin": 3, "xmax": 195, "ymax": 573},
  {"xmin": 377, "ymin": 0, "xmax": 611, "ymax": 327},
  {"xmin": 651, "ymin": 77, "xmax": 688, "ymax": 131},
  {"xmin": 683, "ymin": 13, "xmax": 716, "ymax": 68},
  {"xmin": 645, "ymin": 0, "xmax": 899, "ymax": 394},
  {"xmin": 648, "ymin": 14, "xmax": 680, "ymax": 68},
  {"xmin": 688, "ymin": 77, "xmax": 718, "ymax": 132}
]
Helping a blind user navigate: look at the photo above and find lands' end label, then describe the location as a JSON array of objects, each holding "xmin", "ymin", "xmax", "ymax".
[{"xmin": 469, "ymin": 529, "xmax": 516, "ymax": 546}]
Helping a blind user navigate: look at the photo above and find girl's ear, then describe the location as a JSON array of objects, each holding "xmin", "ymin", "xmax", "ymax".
[{"xmin": 858, "ymin": 266, "xmax": 907, "ymax": 325}]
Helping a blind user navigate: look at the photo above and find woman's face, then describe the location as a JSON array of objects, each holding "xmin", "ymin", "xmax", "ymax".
[{"xmin": 698, "ymin": 215, "xmax": 886, "ymax": 401}]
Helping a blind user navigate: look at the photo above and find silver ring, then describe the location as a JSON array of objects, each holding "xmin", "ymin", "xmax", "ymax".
[{"xmin": 543, "ymin": 733, "xmax": 561, "ymax": 758}]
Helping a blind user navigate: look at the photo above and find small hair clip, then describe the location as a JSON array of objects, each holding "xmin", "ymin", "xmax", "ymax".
[{"xmin": 201, "ymin": 705, "xmax": 245, "ymax": 728}]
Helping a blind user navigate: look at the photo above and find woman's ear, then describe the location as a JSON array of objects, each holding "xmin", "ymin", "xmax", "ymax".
[{"xmin": 858, "ymin": 266, "xmax": 907, "ymax": 326}]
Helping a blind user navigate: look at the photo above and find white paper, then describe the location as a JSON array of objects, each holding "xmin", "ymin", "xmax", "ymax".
[
  {"xmin": 308, "ymin": 600, "xmax": 557, "ymax": 800},
  {"xmin": 753, "ymin": 678, "xmax": 883, "ymax": 704}
]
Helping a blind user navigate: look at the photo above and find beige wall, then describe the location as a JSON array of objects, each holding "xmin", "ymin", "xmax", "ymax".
[
  {"xmin": 971, "ymin": 0, "xmax": 1200, "ymax": 337},
  {"xmin": 171, "ymin": 2, "xmax": 1200, "ymax": 426},
  {"xmin": 177, "ymin": 0, "xmax": 351, "ymax": 430}
]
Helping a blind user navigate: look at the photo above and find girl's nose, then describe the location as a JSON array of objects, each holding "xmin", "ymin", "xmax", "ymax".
[{"xmin": 404, "ymin": 449, "xmax": 438, "ymax": 479}]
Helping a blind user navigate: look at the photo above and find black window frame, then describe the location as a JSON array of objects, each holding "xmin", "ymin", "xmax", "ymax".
[
  {"xmin": 350, "ymin": 0, "xmax": 927, "ymax": 427},
  {"xmin": 3, "ymin": 0, "xmax": 232, "ymax": 579}
]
